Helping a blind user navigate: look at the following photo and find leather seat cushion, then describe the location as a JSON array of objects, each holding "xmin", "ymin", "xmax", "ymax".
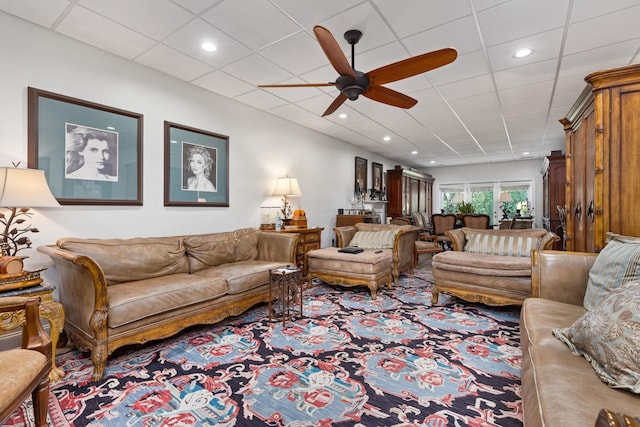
[
  {"xmin": 107, "ymin": 273, "xmax": 227, "ymax": 328},
  {"xmin": 307, "ymin": 248, "xmax": 391, "ymax": 275},
  {"xmin": 433, "ymin": 251, "xmax": 531, "ymax": 276},
  {"xmin": 193, "ymin": 260, "xmax": 287, "ymax": 294}
]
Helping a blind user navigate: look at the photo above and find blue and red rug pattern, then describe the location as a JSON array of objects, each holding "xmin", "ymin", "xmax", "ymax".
[{"xmin": 7, "ymin": 271, "xmax": 523, "ymax": 426}]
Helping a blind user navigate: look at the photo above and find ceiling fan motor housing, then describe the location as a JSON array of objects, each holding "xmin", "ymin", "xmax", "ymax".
[{"xmin": 336, "ymin": 71, "xmax": 369, "ymax": 100}]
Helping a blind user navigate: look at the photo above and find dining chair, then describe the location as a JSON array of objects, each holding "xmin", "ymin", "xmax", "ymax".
[
  {"xmin": 462, "ymin": 214, "xmax": 491, "ymax": 229},
  {"xmin": 430, "ymin": 213, "xmax": 457, "ymax": 250}
]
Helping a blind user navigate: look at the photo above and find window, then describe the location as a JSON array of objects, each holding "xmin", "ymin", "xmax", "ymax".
[{"xmin": 436, "ymin": 181, "xmax": 533, "ymax": 225}]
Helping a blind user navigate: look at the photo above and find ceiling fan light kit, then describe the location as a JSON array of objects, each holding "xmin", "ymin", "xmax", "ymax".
[{"xmin": 258, "ymin": 25, "xmax": 457, "ymax": 117}]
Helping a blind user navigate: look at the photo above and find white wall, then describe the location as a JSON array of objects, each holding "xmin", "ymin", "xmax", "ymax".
[
  {"xmin": 0, "ymin": 12, "xmax": 397, "ymax": 276},
  {"xmin": 427, "ymin": 159, "xmax": 545, "ymax": 227}
]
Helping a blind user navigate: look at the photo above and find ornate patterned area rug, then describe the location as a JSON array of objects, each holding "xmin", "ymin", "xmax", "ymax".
[{"xmin": 7, "ymin": 271, "xmax": 523, "ymax": 426}]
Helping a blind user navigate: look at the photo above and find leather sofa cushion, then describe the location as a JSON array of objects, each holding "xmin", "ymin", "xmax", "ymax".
[
  {"xmin": 521, "ymin": 297, "xmax": 640, "ymax": 426},
  {"xmin": 185, "ymin": 228, "xmax": 260, "ymax": 273},
  {"xmin": 193, "ymin": 260, "xmax": 286, "ymax": 294},
  {"xmin": 107, "ymin": 273, "xmax": 227, "ymax": 329},
  {"xmin": 57, "ymin": 236, "xmax": 189, "ymax": 285},
  {"xmin": 433, "ymin": 251, "xmax": 531, "ymax": 276}
]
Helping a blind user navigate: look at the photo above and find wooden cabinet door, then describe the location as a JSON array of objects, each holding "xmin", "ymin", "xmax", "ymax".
[
  {"xmin": 570, "ymin": 115, "xmax": 588, "ymax": 251},
  {"xmin": 610, "ymin": 84, "xmax": 640, "ymax": 240}
]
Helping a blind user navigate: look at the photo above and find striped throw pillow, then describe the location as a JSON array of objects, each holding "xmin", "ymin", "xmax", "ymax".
[
  {"xmin": 583, "ymin": 232, "xmax": 640, "ymax": 310},
  {"xmin": 463, "ymin": 232, "xmax": 538, "ymax": 257},
  {"xmin": 349, "ymin": 230, "xmax": 398, "ymax": 249}
]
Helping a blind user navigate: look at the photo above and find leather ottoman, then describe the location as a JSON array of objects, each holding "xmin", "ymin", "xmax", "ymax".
[{"xmin": 306, "ymin": 247, "xmax": 392, "ymax": 299}]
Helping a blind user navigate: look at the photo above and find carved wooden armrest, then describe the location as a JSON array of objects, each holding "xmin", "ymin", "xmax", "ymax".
[{"xmin": 595, "ymin": 409, "xmax": 640, "ymax": 427}]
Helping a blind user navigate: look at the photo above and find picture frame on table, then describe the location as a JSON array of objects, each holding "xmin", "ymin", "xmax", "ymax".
[
  {"xmin": 27, "ymin": 87, "xmax": 143, "ymax": 205},
  {"xmin": 372, "ymin": 162, "xmax": 383, "ymax": 192},
  {"xmin": 355, "ymin": 156, "xmax": 367, "ymax": 195},
  {"xmin": 164, "ymin": 121, "xmax": 229, "ymax": 207}
]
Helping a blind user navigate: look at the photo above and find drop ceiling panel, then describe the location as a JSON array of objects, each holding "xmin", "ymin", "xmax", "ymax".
[
  {"xmin": 79, "ymin": 0, "xmax": 193, "ymax": 40},
  {"xmin": 192, "ymin": 70, "xmax": 256, "ymax": 97},
  {"xmin": 136, "ymin": 44, "xmax": 214, "ymax": 81},
  {"xmin": 201, "ymin": 0, "xmax": 300, "ymax": 50},
  {"xmin": 564, "ymin": 6, "xmax": 640, "ymax": 55},
  {"xmin": 486, "ymin": 28, "xmax": 564, "ymax": 72},
  {"xmin": 222, "ymin": 54, "xmax": 292, "ymax": 85},
  {"xmin": 372, "ymin": 0, "xmax": 471, "ymax": 39},
  {"xmin": 270, "ymin": 0, "xmax": 364, "ymax": 28},
  {"xmin": 0, "ymin": 0, "xmax": 69, "ymax": 27},
  {"xmin": 402, "ymin": 15, "xmax": 483, "ymax": 57},
  {"xmin": 55, "ymin": 6, "xmax": 157, "ymax": 59},
  {"xmin": 477, "ymin": 0, "xmax": 571, "ymax": 46},
  {"xmin": 259, "ymin": 30, "xmax": 329, "ymax": 76},
  {"xmin": 163, "ymin": 19, "xmax": 253, "ymax": 68}
]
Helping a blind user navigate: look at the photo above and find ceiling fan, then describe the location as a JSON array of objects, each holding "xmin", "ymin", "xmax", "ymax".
[{"xmin": 258, "ymin": 25, "xmax": 457, "ymax": 117}]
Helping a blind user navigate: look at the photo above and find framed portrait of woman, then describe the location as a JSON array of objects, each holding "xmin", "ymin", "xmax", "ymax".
[
  {"xmin": 164, "ymin": 121, "xmax": 229, "ymax": 207},
  {"xmin": 27, "ymin": 87, "xmax": 143, "ymax": 205}
]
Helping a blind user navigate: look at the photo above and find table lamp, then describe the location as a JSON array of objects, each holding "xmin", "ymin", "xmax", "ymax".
[
  {"xmin": 499, "ymin": 192, "xmax": 513, "ymax": 220},
  {"xmin": 0, "ymin": 166, "xmax": 60, "ymax": 257},
  {"xmin": 272, "ymin": 176, "xmax": 302, "ymax": 224}
]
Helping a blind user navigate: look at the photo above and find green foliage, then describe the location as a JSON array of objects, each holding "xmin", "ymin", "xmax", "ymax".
[{"xmin": 456, "ymin": 202, "xmax": 475, "ymax": 214}]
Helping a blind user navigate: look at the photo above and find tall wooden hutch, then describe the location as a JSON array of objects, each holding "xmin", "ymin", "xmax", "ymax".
[
  {"xmin": 541, "ymin": 151, "xmax": 566, "ymax": 250},
  {"xmin": 386, "ymin": 165, "xmax": 434, "ymax": 219},
  {"xmin": 560, "ymin": 64, "xmax": 640, "ymax": 252}
]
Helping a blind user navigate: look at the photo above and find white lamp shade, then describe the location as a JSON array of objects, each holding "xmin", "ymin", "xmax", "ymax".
[
  {"xmin": 499, "ymin": 192, "xmax": 513, "ymax": 203},
  {"xmin": 452, "ymin": 193, "xmax": 464, "ymax": 203},
  {"xmin": 0, "ymin": 167, "xmax": 60, "ymax": 207},
  {"xmin": 272, "ymin": 177, "xmax": 302, "ymax": 197}
]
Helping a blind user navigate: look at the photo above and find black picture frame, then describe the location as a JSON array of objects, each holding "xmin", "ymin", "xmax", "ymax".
[
  {"xmin": 164, "ymin": 121, "xmax": 229, "ymax": 207},
  {"xmin": 27, "ymin": 87, "xmax": 143, "ymax": 205},
  {"xmin": 355, "ymin": 156, "xmax": 367, "ymax": 194},
  {"xmin": 372, "ymin": 162, "xmax": 383, "ymax": 192}
]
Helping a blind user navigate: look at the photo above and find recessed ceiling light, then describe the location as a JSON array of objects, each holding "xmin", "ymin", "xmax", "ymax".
[
  {"xmin": 339, "ymin": 113, "xmax": 347, "ymax": 119},
  {"xmin": 411, "ymin": 150, "xmax": 418, "ymax": 155},
  {"xmin": 429, "ymin": 160, "xmax": 436, "ymax": 164},
  {"xmin": 383, "ymin": 136, "xmax": 391, "ymax": 142},
  {"xmin": 514, "ymin": 48, "xmax": 532, "ymax": 58},
  {"xmin": 522, "ymin": 151, "xmax": 530, "ymax": 155},
  {"xmin": 201, "ymin": 42, "xmax": 217, "ymax": 52}
]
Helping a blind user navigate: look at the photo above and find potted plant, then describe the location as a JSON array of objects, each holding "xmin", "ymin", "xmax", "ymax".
[{"xmin": 456, "ymin": 202, "xmax": 475, "ymax": 220}]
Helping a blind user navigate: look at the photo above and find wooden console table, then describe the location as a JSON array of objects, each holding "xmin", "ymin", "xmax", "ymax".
[
  {"xmin": 275, "ymin": 227, "xmax": 323, "ymax": 275},
  {"xmin": 0, "ymin": 284, "xmax": 65, "ymax": 381}
]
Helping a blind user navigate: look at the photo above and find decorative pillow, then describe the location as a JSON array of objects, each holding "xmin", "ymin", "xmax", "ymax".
[
  {"xmin": 463, "ymin": 232, "xmax": 539, "ymax": 257},
  {"xmin": 583, "ymin": 232, "xmax": 640, "ymax": 310},
  {"xmin": 553, "ymin": 281, "xmax": 640, "ymax": 393},
  {"xmin": 349, "ymin": 230, "xmax": 398, "ymax": 249}
]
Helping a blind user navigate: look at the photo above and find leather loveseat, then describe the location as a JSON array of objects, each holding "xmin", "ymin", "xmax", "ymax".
[
  {"xmin": 521, "ymin": 249, "xmax": 640, "ymax": 426},
  {"xmin": 38, "ymin": 228, "xmax": 297, "ymax": 381},
  {"xmin": 432, "ymin": 227, "xmax": 559, "ymax": 305}
]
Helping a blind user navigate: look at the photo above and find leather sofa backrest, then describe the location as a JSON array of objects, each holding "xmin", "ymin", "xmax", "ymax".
[
  {"xmin": 184, "ymin": 227, "xmax": 261, "ymax": 273},
  {"xmin": 447, "ymin": 227, "xmax": 558, "ymax": 252},
  {"xmin": 57, "ymin": 236, "xmax": 189, "ymax": 285}
]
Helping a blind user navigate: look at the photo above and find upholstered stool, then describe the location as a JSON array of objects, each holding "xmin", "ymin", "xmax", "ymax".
[{"xmin": 306, "ymin": 247, "xmax": 392, "ymax": 299}]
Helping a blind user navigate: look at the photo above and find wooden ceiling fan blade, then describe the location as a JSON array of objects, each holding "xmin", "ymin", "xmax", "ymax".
[
  {"xmin": 322, "ymin": 93, "xmax": 348, "ymax": 117},
  {"xmin": 313, "ymin": 26, "xmax": 356, "ymax": 79},
  {"xmin": 259, "ymin": 83, "xmax": 335, "ymax": 88},
  {"xmin": 367, "ymin": 48, "xmax": 457, "ymax": 86},
  {"xmin": 363, "ymin": 86, "xmax": 417, "ymax": 109}
]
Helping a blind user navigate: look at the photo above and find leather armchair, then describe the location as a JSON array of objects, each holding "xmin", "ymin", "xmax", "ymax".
[{"xmin": 0, "ymin": 297, "xmax": 51, "ymax": 427}]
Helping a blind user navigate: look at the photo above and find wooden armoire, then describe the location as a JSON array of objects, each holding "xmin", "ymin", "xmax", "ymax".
[
  {"xmin": 386, "ymin": 165, "xmax": 434, "ymax": 219},
  {"xmin": 560, "ymin": 64, "xmax": 640, "ymax": 252},
  {"xmin": 541, "ymin": 151, "xmax": 565, "ymax": 250}
]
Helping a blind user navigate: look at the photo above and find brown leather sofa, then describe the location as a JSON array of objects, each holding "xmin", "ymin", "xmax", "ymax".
[
  {"xmin": 333, "ymin": 222, "xmax": 419, "ymax": 283},
  {"xmin": 432, "ymin": 227, "xmax": 559, "ymax": 305},
  {"xmin": 38, "ymin": 228, "xmax": 297, "ymax": 381},
  {"xmin": 521, "ymin": 250, "xmax": 640, "ymax": 426}
]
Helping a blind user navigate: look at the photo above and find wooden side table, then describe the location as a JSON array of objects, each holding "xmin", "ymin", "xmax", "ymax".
[
  {"xmin": 275, "ymin": 227, "xmax": 323, "ymax": 275},
  {"xmin": 0, "ymin": 284, "xmax": 65, "ymax": 381},
  {"xmin": 268, "ymin": 268, "xmax": 303, "ymax": 326}
]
